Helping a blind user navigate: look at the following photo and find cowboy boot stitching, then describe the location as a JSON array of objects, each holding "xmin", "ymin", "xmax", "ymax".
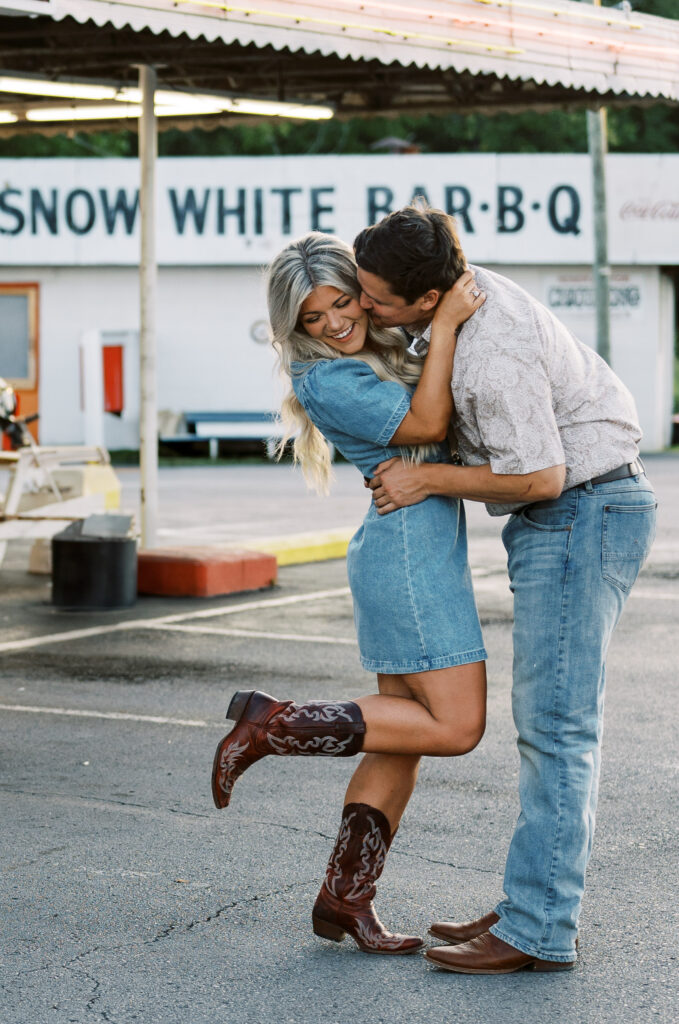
[
  {"xmin": 344, "ymin": 817, "xmax": 387, "ymax": 901},
  {"xmin": 354, "ymin": 917, "xmax": 409, "ymax": 951},
  {"xmin": 324, "ymin": 813, "xmax": 355, "ymax": 899},
  {"xmin": 267, "ymin": 734, "xmax": 359, "ymax": 755},
  {"xmin": 279, "ymin": 703, "xmax": 355, "ymax": 725}
]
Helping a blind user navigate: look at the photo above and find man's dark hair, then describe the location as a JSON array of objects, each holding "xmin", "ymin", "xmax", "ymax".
[{"xmin": 354, "ymin": 200, "xmax": 466, "ymax": 304}]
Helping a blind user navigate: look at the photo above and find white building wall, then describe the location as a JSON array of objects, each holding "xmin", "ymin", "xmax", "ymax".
[
  {"xmin": 156, "ymin": 266, "xmax": 278, "ymax": 417},
  {"xmin": 0, "ymin": 264, "xmax": 279, "ymax": 448}
]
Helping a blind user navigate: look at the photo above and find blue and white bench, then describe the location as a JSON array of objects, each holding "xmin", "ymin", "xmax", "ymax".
[
  {"xmin": 159, "ymin": 412, "xmax": 282, "ymax": 459},
  {"xmin": 161, "ymin": 412, "xmax": 336, "ymax": 460}
]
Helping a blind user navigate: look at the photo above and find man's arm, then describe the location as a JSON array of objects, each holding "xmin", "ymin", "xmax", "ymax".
[
  {"xmin": 369, "ymin": 458, "xmax": 566, "ymax": 513},
  {"xmin": 390, "ymin": 272, "xmax": 484, "ymax": 445}
]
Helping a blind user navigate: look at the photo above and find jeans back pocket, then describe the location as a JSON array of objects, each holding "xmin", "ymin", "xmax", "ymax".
[{"xmin": 601, "ymin": 501, "xmax": 657, "ymax": 593}]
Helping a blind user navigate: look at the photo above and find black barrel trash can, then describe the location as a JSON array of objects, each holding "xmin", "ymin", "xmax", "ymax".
[{"xmin": 52, "ymin": 515, "xmax": 137, "ymax": 610}]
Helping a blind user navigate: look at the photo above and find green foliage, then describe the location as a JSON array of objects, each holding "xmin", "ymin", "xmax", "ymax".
[
  {"xmin": 608, "ymin": 104, "xmax": 679, "ymax": 153},
  {"xmin": 386, "ymin": 111, "xmax": 590, "ymax": 155},
  {"xmin": 602, "ymin": 0, "xmax": 676, "ymax": 15},
  {"xmin": 0, "ymin": 131, "xmax": 134, "ymax": 158}
]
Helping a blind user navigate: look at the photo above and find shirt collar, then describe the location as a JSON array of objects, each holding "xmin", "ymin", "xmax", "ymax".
[{"xmin": 406, "ymin": 322, "xmax": 432, "ymax": 357}]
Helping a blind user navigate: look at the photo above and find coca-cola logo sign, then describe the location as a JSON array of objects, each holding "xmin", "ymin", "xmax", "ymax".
[{"xmin": 619, "ymin": 200, "xmax": 679, "ymax": 221}]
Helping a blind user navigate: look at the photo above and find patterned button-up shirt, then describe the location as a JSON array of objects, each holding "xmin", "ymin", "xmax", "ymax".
[{"xmin": 410, "ymin": 266, "xmax": 642, "ymax": 516}]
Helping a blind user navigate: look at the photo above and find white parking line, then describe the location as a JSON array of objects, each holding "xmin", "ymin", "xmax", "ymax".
[
  {"xmin": 0, "ymin": 704, "xmax": 213, "ymax": 727},
  {"xmin": 144, "ymin": 623, "xmax": 357, "ymax": 645},
  {"xmin": 0, "ymin": 587, "xmax": 352, "ymax": 654}
]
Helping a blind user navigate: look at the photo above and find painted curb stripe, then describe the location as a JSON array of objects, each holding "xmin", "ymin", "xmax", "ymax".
[{"xmin": 236, "ymin": 529, "xmax": 354, "ymax": 566}]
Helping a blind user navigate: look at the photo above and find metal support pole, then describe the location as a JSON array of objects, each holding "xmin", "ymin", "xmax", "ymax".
[
  {"xmin": 587, "ymin": 105, "xmax": 611, "ymax": 366},
  {"xmin": 139, "ymin": 64, "xmax": 158, "ymax": 547},
  {"xmin": 80, "ymin": 329, "xmax": 105, "ymax": 448},
  {"xmin": 583, "ymin": 0, "xmax": 611, "ymax": 366}
]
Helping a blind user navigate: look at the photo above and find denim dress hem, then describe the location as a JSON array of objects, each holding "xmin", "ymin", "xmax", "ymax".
[{"xmin": 360, "ymin": 646, "xmax": 488, "ymax": 675}]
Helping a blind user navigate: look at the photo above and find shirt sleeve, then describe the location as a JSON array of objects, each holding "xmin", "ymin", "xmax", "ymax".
[
  {"xmin": 469, "ymin": 346, "xmax": 566, "ymax": 475},
  {"xmin": 299, "ymin": 358, "xmax": 411, "ymax": 445}
]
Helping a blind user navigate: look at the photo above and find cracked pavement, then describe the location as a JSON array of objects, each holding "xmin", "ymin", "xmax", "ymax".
[{"xmin": 0, "ymin": 456, "xmax": 677, "ymax": 1024}]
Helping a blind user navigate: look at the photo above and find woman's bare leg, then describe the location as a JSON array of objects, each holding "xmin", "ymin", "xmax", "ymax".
[
  {"xmin": 343, "ymin": 673, "xmax": 421, "ymax": 830},
  {"xmin": 355, "ymin": 661, "xmax": 487, "ymax": 759}
]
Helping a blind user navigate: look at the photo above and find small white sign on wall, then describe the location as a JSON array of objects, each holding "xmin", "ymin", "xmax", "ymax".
[{"xmin": 544, "ymin": 272, "xmax": 644, "ymax": 318}]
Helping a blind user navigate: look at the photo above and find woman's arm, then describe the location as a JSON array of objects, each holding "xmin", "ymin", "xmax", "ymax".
[{"xmin": 390, "ymin": 271, "xmax": 484, "ymax": 444}]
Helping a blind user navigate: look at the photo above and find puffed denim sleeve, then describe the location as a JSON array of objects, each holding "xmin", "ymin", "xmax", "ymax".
[{"xmin": 296, "ymin": 358, "xmax": 411, "ymax": 445}]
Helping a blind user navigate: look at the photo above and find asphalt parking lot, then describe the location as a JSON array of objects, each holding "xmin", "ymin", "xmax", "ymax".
[{"xmin": 1, "ymin": 455, "xmax": 677, "ymax": 1024}]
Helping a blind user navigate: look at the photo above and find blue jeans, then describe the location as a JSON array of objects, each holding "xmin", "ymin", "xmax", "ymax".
[{"xmin": 490, "ymin": 474, "xmax": 657, "ymax": 962}]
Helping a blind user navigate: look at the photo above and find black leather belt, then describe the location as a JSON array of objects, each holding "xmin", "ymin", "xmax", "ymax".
[{"xmin": 581, "ymin": 459, "xmax": 644, "ymax": 488}]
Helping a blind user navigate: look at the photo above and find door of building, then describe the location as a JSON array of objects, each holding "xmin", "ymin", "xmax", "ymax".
[{"xmin": 0, "ymin": 283, "xmax": 39, "ymax": 444}]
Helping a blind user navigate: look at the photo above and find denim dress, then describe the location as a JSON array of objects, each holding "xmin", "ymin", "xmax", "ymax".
[{"xmin": 292, "ymin": 358, "xmax": 486, "ymax": 674}]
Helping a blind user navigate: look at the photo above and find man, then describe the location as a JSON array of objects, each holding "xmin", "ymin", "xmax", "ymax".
[{"xmin": 353, "ymin": 203, "xmax": 657, "ymax": 974}]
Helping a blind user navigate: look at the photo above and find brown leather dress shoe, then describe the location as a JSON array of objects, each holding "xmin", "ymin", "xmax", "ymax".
[
  {"xmin": 429, "ymin": 910, "xmax": 500, "ymax": 944},
  {"xmin": 425, "ymin": 931, "xmax": 575, "ymax": 974},
  {"xmin": 430, "ymin": 911, "xmax": 579, "ymax": 951}
]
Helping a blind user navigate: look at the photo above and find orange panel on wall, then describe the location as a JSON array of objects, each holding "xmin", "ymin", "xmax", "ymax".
[{"xmin": 102, "ymin": 344, "xmax": 124, "ymax": 415}]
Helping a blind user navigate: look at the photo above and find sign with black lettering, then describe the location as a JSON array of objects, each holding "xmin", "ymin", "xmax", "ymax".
[
  {"xmin": 545, "ymin": 272, "xmax": 644, "ymax": 317},
  {"xmin": 0, "ymin": 155, "xmax": 676, "ymax": 266}
]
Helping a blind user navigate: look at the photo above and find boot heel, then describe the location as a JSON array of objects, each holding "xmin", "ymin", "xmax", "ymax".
[
  {"xmin": 312, "ymin": 915, "xmax": 346, "ymax": 943},
  {"xmin": 226, "ymin": 690, "xmax": 255, "ymax": 722}
]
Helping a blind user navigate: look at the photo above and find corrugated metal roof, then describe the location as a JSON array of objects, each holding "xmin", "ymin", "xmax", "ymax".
[{"xmin": 42, "ymin": 0, "xmax": 679, "ymax": 100}]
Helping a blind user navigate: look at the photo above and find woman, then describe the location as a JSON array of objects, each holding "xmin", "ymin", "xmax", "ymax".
[{"xmin": 212, "ymin": 232, "xmax": 487, "ymax": 955}]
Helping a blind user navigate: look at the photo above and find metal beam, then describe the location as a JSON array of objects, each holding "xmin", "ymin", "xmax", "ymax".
[
  {"xmin": 138, "ymin": 64, "xmax": 158, "ymax": 548},
  {"xmin": 583, "ymin": 0, "xmax": 611, "ymax": 366}
]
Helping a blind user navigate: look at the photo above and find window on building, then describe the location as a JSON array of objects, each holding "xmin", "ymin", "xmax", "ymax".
[{"xmin": 0, "ymin": 284, "xmax": 39, "ymax": 389}]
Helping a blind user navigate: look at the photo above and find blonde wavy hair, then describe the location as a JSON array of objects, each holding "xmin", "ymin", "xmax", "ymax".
[{"xmin": 267, "ymin": 232, "xmax": 434, "ymax": 493}]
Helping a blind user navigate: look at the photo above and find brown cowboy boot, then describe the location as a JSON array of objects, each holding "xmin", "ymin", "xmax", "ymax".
[
  {"xmin": 312, "ymin": 803, "xmax": 424, "ymax": 955},
  {"xmin": 211, "ymin": 690, "xmax": 365, "ymax": 809}
]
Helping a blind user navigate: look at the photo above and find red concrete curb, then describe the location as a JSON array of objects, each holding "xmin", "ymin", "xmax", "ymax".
[{"xmin": 137, "ymin": 546, "xmax": 277, "ymax": 598}]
